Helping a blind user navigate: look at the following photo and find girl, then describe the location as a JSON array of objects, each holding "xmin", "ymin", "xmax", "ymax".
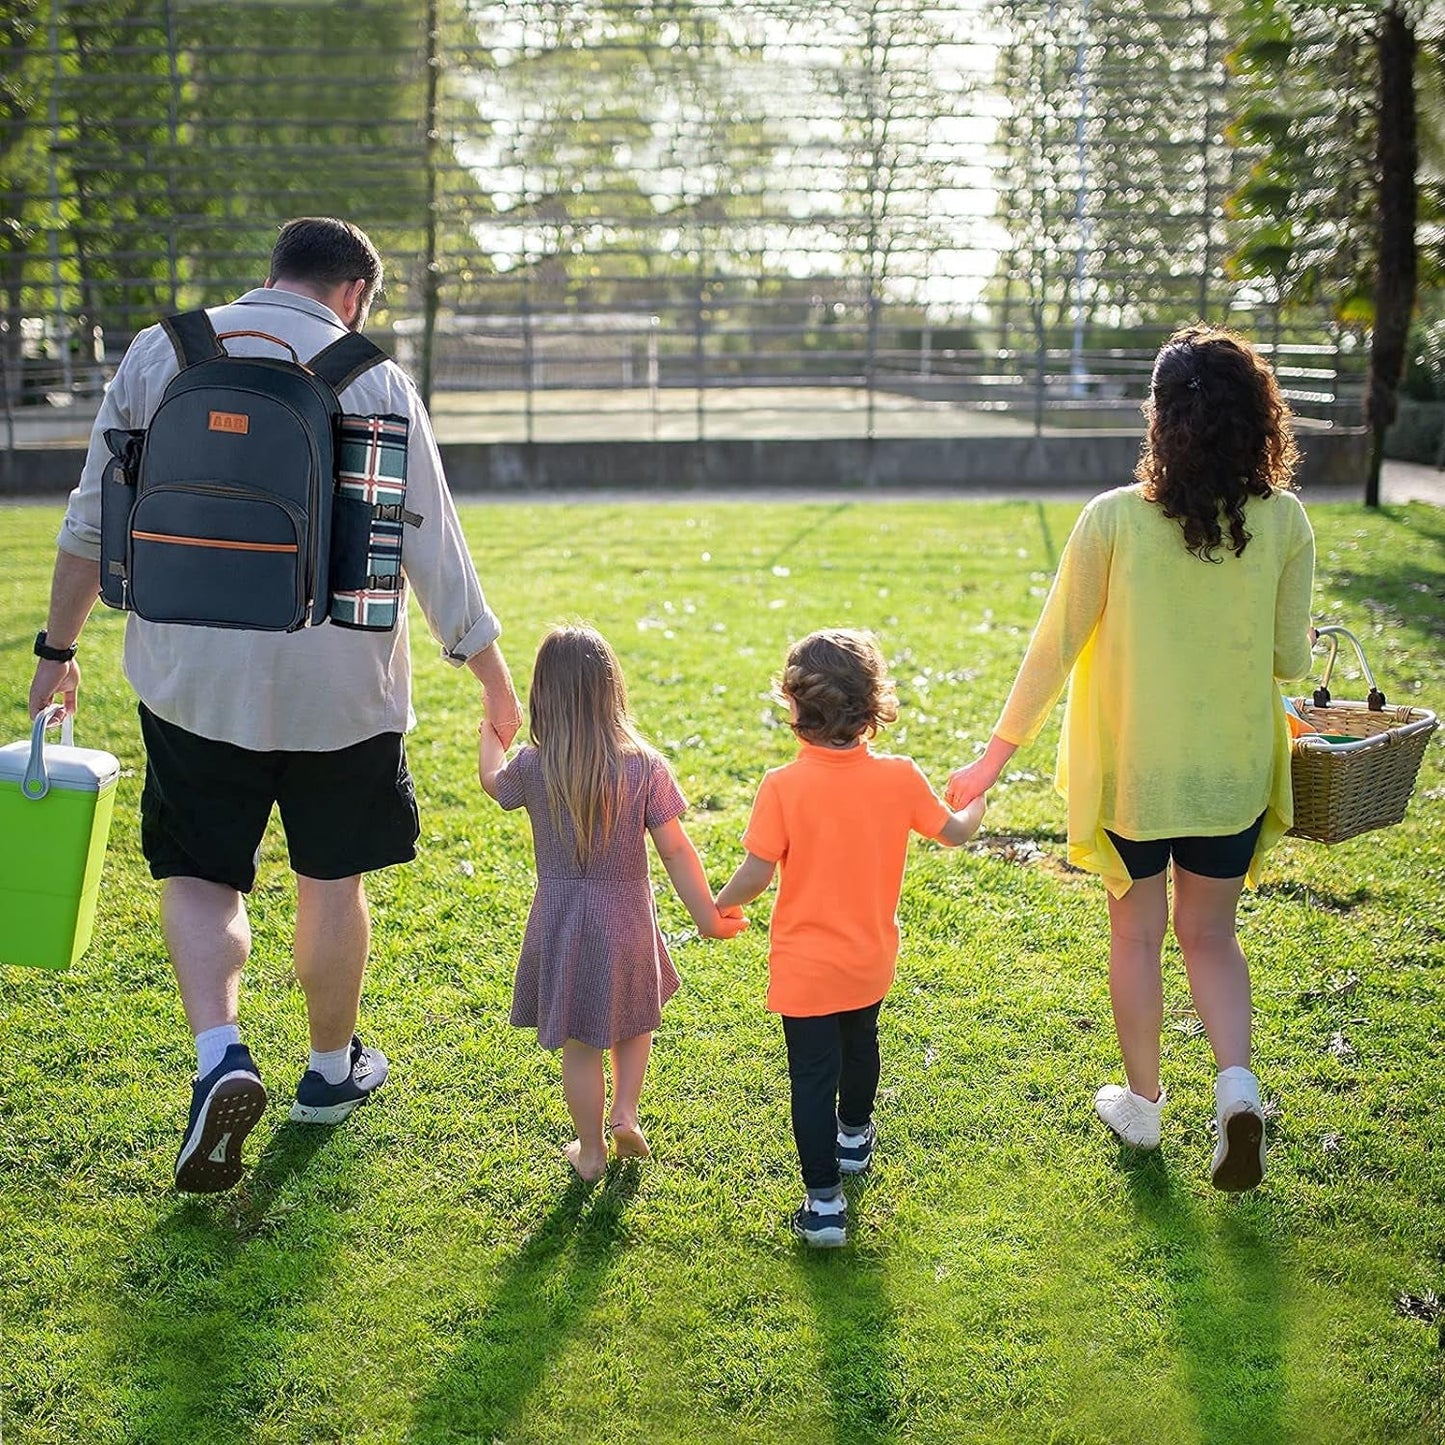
[
  {"xmin": 715, "ymin": 629, "xmax": 986, "ymax": 1246},
  {"xmin": 947, "ymin": 324, "xmax": 1316, "ymax": 1192},
  {"xmin": 479, "ymin": 624, "xmax": 745, "ymax": 1182}
]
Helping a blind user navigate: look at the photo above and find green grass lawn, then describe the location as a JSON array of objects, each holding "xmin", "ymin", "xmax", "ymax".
[{"xmin": 2, "ymin": 496, "xmax": 1443, "ymax": 1445}]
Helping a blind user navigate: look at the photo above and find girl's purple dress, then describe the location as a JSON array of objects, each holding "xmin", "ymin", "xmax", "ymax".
[{"xmin": 494, "ymin": 746, "xmax": 685, "ymax": 1049}]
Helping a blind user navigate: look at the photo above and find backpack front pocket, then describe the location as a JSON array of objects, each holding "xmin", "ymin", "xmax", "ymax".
[{"xmin": 128, "ymin": 483, "xmax": 309, "ymax": 631}]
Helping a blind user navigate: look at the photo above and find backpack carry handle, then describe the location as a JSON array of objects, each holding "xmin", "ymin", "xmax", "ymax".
[{"xmin": 215, "ymin": 330, "xmax": 304, "ymax": 367}]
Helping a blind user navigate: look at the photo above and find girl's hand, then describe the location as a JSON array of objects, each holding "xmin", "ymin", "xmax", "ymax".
[
  {"xmin": 700, "ymin": 905, "xmax": 749, "ymax": 940},
  {"xmin": 478, "ymin": 714, "xmax": 508, "ymax": 800}
]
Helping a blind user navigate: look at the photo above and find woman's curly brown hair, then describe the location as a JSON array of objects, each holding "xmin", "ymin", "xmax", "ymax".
[
  {"xmin": 779, "ymin": 629, "xmax": 899, "ymax": 747},
  {"xmin": 1136, "ymin": 323, "xmax": 1300, "ymax": 561}
]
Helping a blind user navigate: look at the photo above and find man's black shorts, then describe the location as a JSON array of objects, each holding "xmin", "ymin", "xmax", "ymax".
[{"xmin": 139, "ymin": 703, "xmax": 420, "ymax": 893}]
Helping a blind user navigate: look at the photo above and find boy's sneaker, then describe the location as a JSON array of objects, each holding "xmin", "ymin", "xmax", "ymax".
[
  {"xmin": 836, "ymin": 1120, "xmax": 877, "ymax": 1175},
  {"xmin": 1211, "ymin": 1067, "xmax": 1266, "ymax": 1192},
  {"xmin": 289, "ymin": 1036, "xmax": 389, "ymax": 1124},
  {"xmin": 174, "ymin": 1043, "xmax": 267, "ymax": 1194},
  {"xmin": 791, "ymin": 1191, "xmax": 848, "ymax": 1249},
  {"xmin": 1094, "ymin": 1083, "xmax": 1166, "ymax": 1149}
]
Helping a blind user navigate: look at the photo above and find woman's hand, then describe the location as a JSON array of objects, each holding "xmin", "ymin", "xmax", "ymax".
[
  {"xmin": 946, "ymin": 759, "xmax": 996, "ymax": 810},
  {"xmin": 946, "ymin": 734, "xmax": 1018, "ymax": 810}
]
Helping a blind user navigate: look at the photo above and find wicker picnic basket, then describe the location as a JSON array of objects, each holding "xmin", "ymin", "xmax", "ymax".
[{"xmin": 1286, "ymin": 625, "xmax": 1438, "ymax": 844}]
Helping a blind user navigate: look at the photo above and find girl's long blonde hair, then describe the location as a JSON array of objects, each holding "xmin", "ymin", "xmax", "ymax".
[{"xmin": 528, "ymin": 625, "xmax": 650, "ymax": 867}]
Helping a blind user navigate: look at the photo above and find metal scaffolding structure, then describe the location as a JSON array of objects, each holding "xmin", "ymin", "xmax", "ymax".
[{"xmin": 1, "ymin": 0, "xmax": 1376, "ymax": 450}]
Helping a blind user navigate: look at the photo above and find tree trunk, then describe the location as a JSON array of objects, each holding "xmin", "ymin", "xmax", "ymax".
[{"xmin": 1365, "ymin": 2, "xmax": 1418, "ymax": 508}]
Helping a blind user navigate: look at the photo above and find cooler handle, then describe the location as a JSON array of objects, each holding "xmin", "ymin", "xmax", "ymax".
[{"xmin": 22, "ymin": 705, "xmax": 74, "ymax": 801}]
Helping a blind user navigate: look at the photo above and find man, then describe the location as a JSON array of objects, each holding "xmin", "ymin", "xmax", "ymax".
[{"xmin": 27, "ymin": 217, "xmax": 521, "ymax": 1193}]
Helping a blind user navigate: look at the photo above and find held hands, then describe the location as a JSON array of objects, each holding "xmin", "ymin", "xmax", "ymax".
[
  {"xmin": 945, "ymin": 759, "xmax": 997, "ymax": 811},
  {"xmin": 482, "ymin": 678, "xmax": 524, "ymax": 750},
  {"xmin": 28, "ymin": 658, "xmax": 81, "ymax": 721},
  {"xmin": 700, "ymin": 904, "xmax": 749, "ymax": 940}
]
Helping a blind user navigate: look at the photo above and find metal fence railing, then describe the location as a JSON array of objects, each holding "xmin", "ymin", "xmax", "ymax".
[{"xmin": 2, "ymin": 0, "xmax": 1378, "ymax": 452}]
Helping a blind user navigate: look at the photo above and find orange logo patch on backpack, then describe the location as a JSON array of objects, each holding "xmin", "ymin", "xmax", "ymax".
[{"xmin": 208, "ymin": 410, "xmax": 250, "ymax": 434}]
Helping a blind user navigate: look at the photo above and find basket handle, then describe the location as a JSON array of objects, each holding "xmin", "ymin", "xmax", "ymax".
[{"xmin": 1311, "ymin": 625, "xmax": 1387, "ymax": 711}]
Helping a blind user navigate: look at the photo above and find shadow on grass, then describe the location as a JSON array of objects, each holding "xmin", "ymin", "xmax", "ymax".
[
  {"xmin": 1318, "ymin": 506, "xmax": 1445, "ymax": 633},
  {"xmin": 1033, "ymin": 500, "xmax": 1059, "ymax": 571},
  {"xmin": 764, "ymin": 501, "xmax": 853, "ymax": 571},
  {"xmin": 409, "ymin": 1163, "xmax": 641, "ymax": 1443},
  {"xmin": 115, "ymin": 1121, "xmax": 343, "ymax": 1443},
  {"xmin": 791, "ymin": 1176, "xmax": 900, "ymax": 1445},
  {"xmin": 1123, "ymin": 1151, "xmax": 1287, "ymax": 1445}
]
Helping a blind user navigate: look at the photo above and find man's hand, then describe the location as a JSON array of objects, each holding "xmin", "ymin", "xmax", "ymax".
[
  {"xmin": 467, "ymin": 641, "xmax": 523, "ymax": 748},
  {"xmin": 29, "ymin": 658, "xmax": 81, "ymax": 721},
  {"xmin": 483, "ymin": 678, "xmax": 523, "ymax": 749}
]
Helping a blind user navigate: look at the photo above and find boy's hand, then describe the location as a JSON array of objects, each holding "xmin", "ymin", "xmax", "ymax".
[{"xmin": 701, "ymin": 905, "xmax": 749, "ymax": 940}]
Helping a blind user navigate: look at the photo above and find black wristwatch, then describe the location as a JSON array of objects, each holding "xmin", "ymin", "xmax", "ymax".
[{"xmin": 34, "ymin": 630, "xmax": 77, "ymax": 663}]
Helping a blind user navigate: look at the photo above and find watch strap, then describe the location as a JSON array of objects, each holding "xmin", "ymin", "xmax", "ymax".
[{"xmin": 34, "ymin": 630, "xmax": 77, "ymax": 663}]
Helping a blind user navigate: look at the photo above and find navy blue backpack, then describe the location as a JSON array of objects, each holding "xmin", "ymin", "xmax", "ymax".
[{"xmin": 100, "ymin": 310, "xmax": 414, "ymax": 633}]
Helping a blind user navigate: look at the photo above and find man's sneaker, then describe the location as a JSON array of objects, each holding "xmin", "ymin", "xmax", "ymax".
[
  {"xmin": 1211, "ymin": 1067, "xmax": 1266, "ymax": 1192},
  {"xmin": 837, "ymin": 1120, "xmax": 877, "ymax": 1175},
  {"xmin": 174, "ymin": 1043, "xmax": 267, "ymax": 1193},
  {"xmin": 791, "ymin": 1192, "xmax": 848, "ymax": 1248},
  {"xmin": 289, "ymin": 1036, "xmax": 389, "ymax": 1124},
  {"xmin": 1094, "ymin": 1082, "xmax": 1166, "ymax": 1149}
]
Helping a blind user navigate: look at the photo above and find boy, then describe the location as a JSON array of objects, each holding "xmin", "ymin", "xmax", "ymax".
[{"xmin": 715, "ymin": 629, "xmax": 986, "ymax": 1246}]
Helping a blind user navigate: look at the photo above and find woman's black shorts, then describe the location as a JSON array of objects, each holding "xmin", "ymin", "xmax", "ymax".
[{"xmin": 1104, "ymin": 813, "xmax": 1266, "ymax": 883}]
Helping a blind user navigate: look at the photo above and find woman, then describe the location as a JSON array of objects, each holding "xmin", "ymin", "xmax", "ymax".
[{"xmin": 947, "ymin": 324, "xmax": 1315, "ymax": 1191}]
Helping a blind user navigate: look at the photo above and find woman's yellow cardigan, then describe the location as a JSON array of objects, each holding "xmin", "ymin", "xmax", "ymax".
[{"xmin": 995, "ymin": 485, "xmax": 1316, "ymax": 897}]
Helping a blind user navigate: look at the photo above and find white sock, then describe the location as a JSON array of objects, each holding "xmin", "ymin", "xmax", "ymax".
[
  {"xmin": 195, "ymin": 1024, "xmax": 240, "ymax": 1078},
  {"xmin": 309, "ymin": 1044, "xmax": 353, "ymax": 1085}
]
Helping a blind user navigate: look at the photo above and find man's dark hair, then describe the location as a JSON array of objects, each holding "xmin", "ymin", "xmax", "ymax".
[{"xmin": 269, "ymin": 218, "xmax": 383, "ymax": 307}]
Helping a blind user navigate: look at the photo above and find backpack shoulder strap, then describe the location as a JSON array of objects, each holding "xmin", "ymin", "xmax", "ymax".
[
  {"xmin": 160, "ymin": 310, "xmax": 223, "ymax": 370},
  {"xmin": 309, "ymin": 333, "xmax": 389, "ymax": 395}
]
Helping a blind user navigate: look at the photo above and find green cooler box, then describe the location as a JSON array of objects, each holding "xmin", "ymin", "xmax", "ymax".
[{"xmin": 0, "ymin": 706, "xmax": 120, "ymax": 970}]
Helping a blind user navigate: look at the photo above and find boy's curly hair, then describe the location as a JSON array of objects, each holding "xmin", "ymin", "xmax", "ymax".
[
  {"xmin": 780, "ymin": 629, "xmax": 899, "ymax": 747},
  {"xmin": 1135, "ymin": 323, "xmax": 1300, "ymax": 561}
]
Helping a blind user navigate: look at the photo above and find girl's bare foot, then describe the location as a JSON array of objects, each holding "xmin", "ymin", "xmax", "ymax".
[
  {"xmin": 610, "ymin": 1122, "xmax": 651, "ymax": 1159},
  {"xmin": 565, "ymin": 1138, "xmax": 608, "ymax": 1181}
]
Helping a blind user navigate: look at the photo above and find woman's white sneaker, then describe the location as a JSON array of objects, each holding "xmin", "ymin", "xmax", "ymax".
[
  {"xmin": 1094, "ymin": 1083, "xmax": 1166, "ymax": 1149},
  {"xmin": 1211, "ymin": 1067, "xmax": 1266, "ymax": 1192}
]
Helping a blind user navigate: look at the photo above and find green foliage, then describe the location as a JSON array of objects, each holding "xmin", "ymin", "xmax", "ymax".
[
  {"xmin": 2, "ymin": 497, "xmax": 1443, "ymax": 1443},
  {"xmin": 1222, "ymin": 0, "xmax": 1379, "ymax": 320},
  {"xmin": 987, "ymin": 0, "xmax": 1240, "ymax": 343}
]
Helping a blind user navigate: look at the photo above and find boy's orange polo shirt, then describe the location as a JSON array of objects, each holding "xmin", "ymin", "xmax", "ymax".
[{"xmin": 742, "ymin": 742, "xmax": 952, "ymax": 1016}]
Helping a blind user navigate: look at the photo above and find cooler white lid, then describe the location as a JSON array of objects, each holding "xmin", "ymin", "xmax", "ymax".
[{"xmin": 0, "ymin": 738, "xmax": 120, "ymax": 792}]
